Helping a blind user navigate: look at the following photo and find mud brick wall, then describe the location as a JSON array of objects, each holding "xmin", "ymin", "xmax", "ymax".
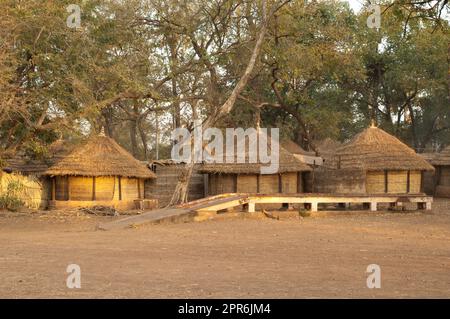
[
  {"xmin": 145, "ymin": 164, "xmax": 205, "ymax": 207},
  {"xmin": 312, "ymin": 168, "xmax": 366, "ymax": 194}
]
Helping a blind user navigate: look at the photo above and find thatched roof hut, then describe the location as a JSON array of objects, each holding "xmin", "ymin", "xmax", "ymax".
[
  {"xmin": 335, "ymin": 126, "xmax": 434, "ymax": 171},
  {"xmin": 315, "ymin": 138, "xmax": 342, "ymax": 167},
  {"xmin": 43, "ymin": 132, "xmax": 156, "ymax": 210},
  {"xmin": 333, "ymin": 125, "xmax": 433, "ymax": 194},
  {"xmin": 429, "ymin": 146, "xmax": 450, "ymax": 166},
  {"xmin": 200, "ymin": 132, "xmax": 311, "ymax": 174},
  {"xmin": 199, "ymin": 130, "xmax": 311, "ymax": 197},
  {"xmin": 45, "ymin": 134, "xmax": 155, "ymax": 178},
  {"xmin": 281, "ymin": 140, "xmax": 323, "ymax": 166},
  {"xmin": 281, "ymin": 140, "xmax": 315, "ymax": 156},
  {"xmin": 422, "ymin": 146, "xmax": 450, "ymax": 197}
]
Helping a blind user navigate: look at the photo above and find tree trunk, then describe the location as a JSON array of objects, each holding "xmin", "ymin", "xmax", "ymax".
[
  {"xmin": 168, "ymin": 0, "xmax": 270, "ymax": 206},
  {"xmin": 138, "ymin": 118, "xmax": 148, "ymax": 160},
  {"xmin": 167, "ymin": 33, "xmax": 181, "ymax": 129},
  {"xmin": 129, "ymin": 120, "xmax": 138, "ymax": 158}
]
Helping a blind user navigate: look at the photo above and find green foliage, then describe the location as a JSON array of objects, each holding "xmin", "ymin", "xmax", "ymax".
[{"xmin": 0, "ymin": 0, "xmax": 448, "ymax": 157}]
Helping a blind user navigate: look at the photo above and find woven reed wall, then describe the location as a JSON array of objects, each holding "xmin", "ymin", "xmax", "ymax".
[
  {"xmin": 207, "ymin": 174, "xmax": 235, "ymax": 195},
  {"xmin": 387, "ymin": 170, "xmax": 408, "ymax": 193},
  {"xmin": 314, "ymin": 168, "xmax": 366, "ymax": 194},
  {"xmin": 259, "ymin": 174, "xmax": 279, "ymax": 193},
  {"xmin": 422, "ymin": 170, "xmax": 436, "ymax": 195},
  {"xmin": 95, "ymin": 177, "xmax": 115, "ymax": 201},
  {"xmin": 237, "ymin": 174, "xmax": 258, "ymax": 193},
  {"xmin": 121, "ymin": 177, "xmax": 139, "ymax": 200},
  {"xmin": 69, "ymin": 176, "xmax": 93, "ymax": 200},
  {"xmin": 366, "ymin": 171, "xmax": 385, "ymax": 194},
  {"xmin": 55, "ymin": 176, "xmax": 68, "ymax": 200},
  {"xmin": 281, "ymin": 172, "xmax": 297, "ymax": 194},
  {"xmin": 217, "ymin": 174, "xmax": 236, "ymax": 194},
  {"xmin": 298, "ymin": 172, "xmax": 304, "ymax": 192},
  {"xmin": 440, "ymin": 166, "xmax": 450, "ymax": 186},
  {"xmin": 0, "ymin": 173, "xmax": 50, "ymax": 209},
  {"xmin": 145, "ymin": 164, "xmax": 204, "ymax": 206},
  {"xmin": 409, "ymin": 171, "xmax": 421, "ymax": 193},
  {"xmin": 436, "ymin": 166, "xmax": 450, "ymax": 197}
]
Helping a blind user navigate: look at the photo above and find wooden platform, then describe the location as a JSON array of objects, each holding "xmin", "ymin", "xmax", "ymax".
[{"xmin": 98, "ymin": 193, "xmax": 433, "ymax": 230}]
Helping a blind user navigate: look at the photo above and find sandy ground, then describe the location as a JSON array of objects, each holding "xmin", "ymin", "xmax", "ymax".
[{"xmin": 0, "ymin": 199, "xmax": 449, "ymax": 298}]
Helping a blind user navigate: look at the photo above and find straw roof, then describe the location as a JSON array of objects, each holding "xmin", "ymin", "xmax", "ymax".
[
  {"xmin": 335, "ymin": 126, "xmax": 434, "ymax": 171},
  {"xmin": 429, "ymin": 146, "xmax": 450, "ymax": 166},
  {"xmin": 44, "ymin": 134, "xmax": 156, "ymax": 178},
  {"xmin": 281, "ymin": 140, "xmax": 315, "ymax": 156},
  {"xmin": 199, "ymin": 130, "xmax": 311, "ymax": 174}
]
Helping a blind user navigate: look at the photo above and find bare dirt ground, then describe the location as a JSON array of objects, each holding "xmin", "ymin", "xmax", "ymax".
[{"xmin": 0, "ymin": 199, "xmax": 449, "ymax": 298}]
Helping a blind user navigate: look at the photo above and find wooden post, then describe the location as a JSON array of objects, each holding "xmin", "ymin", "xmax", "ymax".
[
  {"xmin": 310, "ymin": 202, "xmax": 318, "ymax": 212},
  {"xmin": 92, "ymin": 177, "xmax": 96, "ymax": 201},
  {"xmin": 278, "ymin": 173, "xmax": 282, "ymax": 193},
  {"xmin": 137, "ymin": 178, "xmax": 141, "ymax": 199},
  {"xmin": 247, "ymin": 202, "xmax": 255, "ymax": 213},
  {"xmin": 118, "ymin": 176, "xmax": 122, "ymax": 200},
  {"xmin": 407, "ymin": 170, "xmax": 410, "ymax": 193},
  {"xmin": 203, "ymin": 174, "xmax": 209, "ymax": 197},
  {"xmin": 384, "ymin": 170, "xmax": 388, "ymax": 193},
  {"xmin": 256, "ymin": 174, "xmax": 260, "ymax": 193},
  {"xmin": 66, "ymin": 176, "xmax": 70, "ymax": 200},
  {"xmin": 420, "ymin": 170, "xmax": 424, "ymax": 193},
  {"xmin": 370, "ymin": 202, "xmax": 377, "ymax": 211},
  {"xmin": 311, "ymin": 166, "xmax": 315, "ymax": 193},
  {"xmin": 51, "ymin": 177, "xmax": 56, "ymax": 200},
  {"xmin": 233, "ymin": 174, "xmax": 237, "ymax": 193}
]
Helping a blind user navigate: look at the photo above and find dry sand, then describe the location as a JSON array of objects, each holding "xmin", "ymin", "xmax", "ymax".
[{"xmin": 0, "ymin": 199, "xmax": 449, "ymax": 298}]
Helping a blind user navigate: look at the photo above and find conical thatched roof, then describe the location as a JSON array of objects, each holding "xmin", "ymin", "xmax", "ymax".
[
  {"xmin": 335, "ymin": 126, "xmax": 434, "ymax": 171},
  {"xmin": 44, "ymin": 134, "xmax": 156, "ymax": 178},
  {"xmin": 199, "ymin": 130, "xmax": 311, "ymax": 174},
  {"xmin": 430, "ymin": 146, "xmax": 450, "ymax": 166}
]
